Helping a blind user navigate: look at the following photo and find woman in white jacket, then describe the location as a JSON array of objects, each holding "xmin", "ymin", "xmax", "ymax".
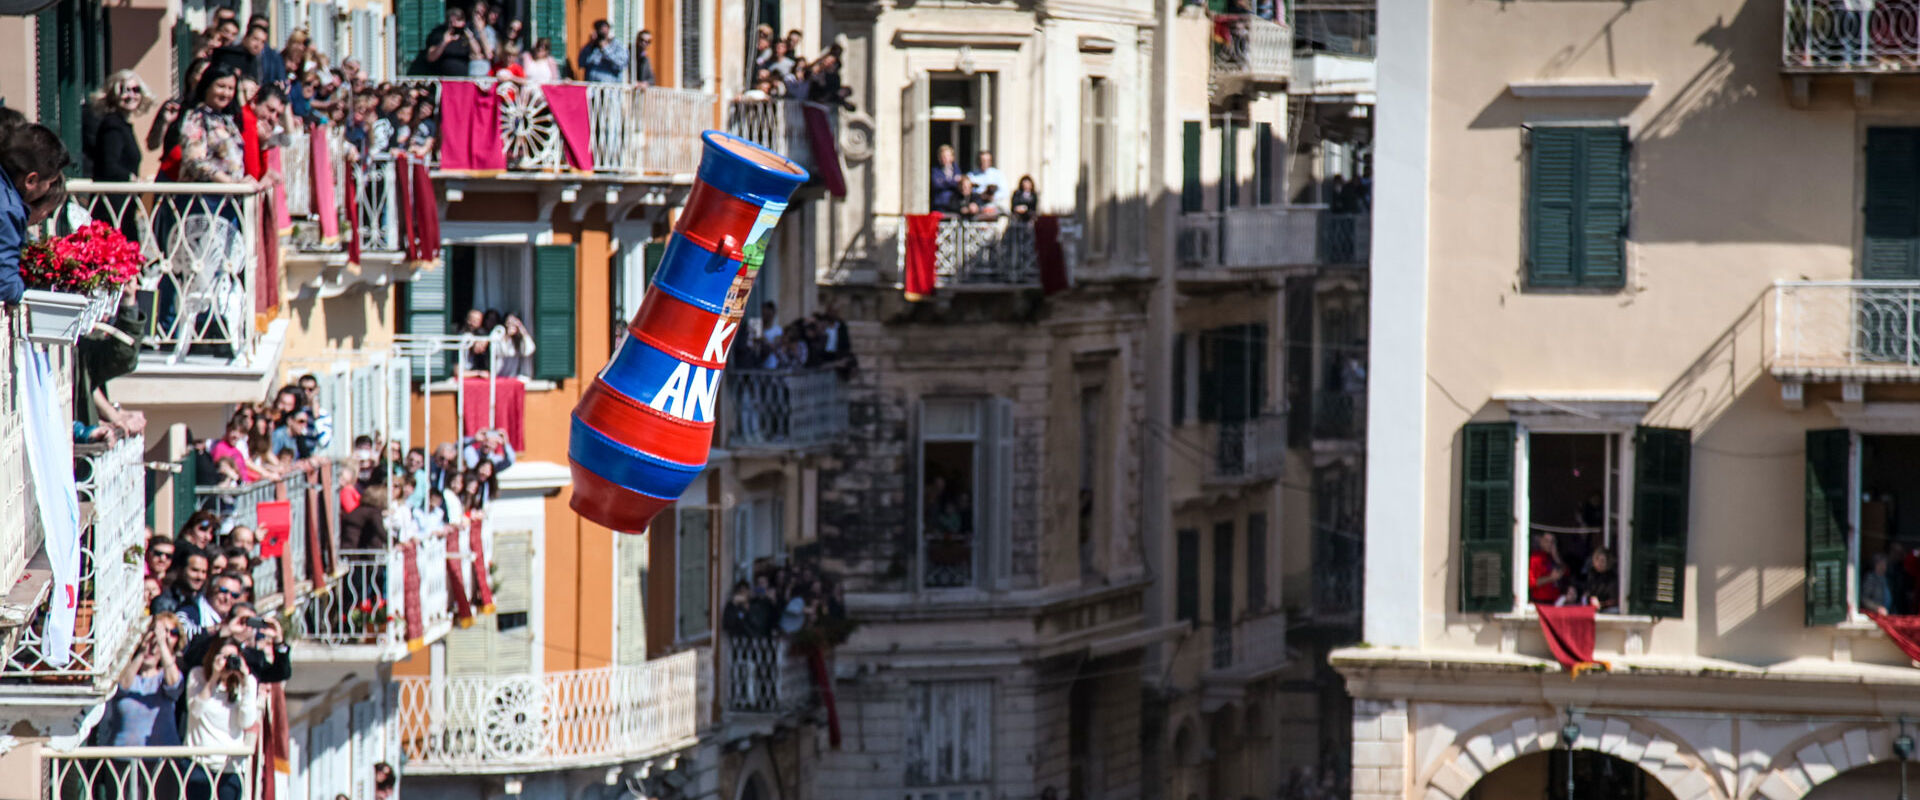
[{"xmin": 185, "ymin": 636, "xmax": 260, "ymax": 800}]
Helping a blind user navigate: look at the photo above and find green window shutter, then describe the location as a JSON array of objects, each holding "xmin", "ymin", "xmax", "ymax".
[
  {"xmin": 644, "ymin": 240, "xmax": 666, "ymax": 285},
  {"xmin": 172, "ymin": 455, "xmax": 199, "ymax": 531},
  {"xmin": 535, "ymin": 0, "xmax": 568, "ymax": 60},
  {"xmin": 1805, "ymin": 429, "xmax": 1851, "ymax": 626},
  {"xmin": 1212, "ymin": 521, "xmax": 1234, "ymax": 626},
  {"xmin": 1528, "ymin": 127, "xmax": 1580, "ymax": 287},
  {"xmin": 1255, "ymin": 123, "xmax": 1275, "ymax": 206},
  {"xmin": 1460, "ymin": 422, "xmax": 1516, "ymax": 613},
  {"xmin": 1219, "ymin": 121, "xmax": 1240, "ymax": 210},
  {"xmin": 1181, "ymin": 122, "xmax": 1203, "ymax": 214},
  {"xmin": 1630, "ymin": 426, "xmax": 1691, "ymax": 618},
  {"xmin": 1529, "ymin": 127, "xmax": 1629, "ymax": 288},
  {"xmin": 1864, "ymin": 128, "xmax": 1920, "ymax": 280},
  {"xmin": 173, "ymin": 18, "xmax": 196, "ymax": 98},
  {"xmin": 532, "ymin": 244, "xmax": 577, "ymax": 381},
  {"xmin": 1171, "ymin": 332, "xmax": 1186, "ymax": 427},
  {"xmin": 1246, "ymin": 512, "xmax": 1267, "ymax": 612},
  {"xmin": 1176, "ymin": 528, "xmax": 1199, "ymax": 624},
  {"xmin": 1196, "ymin": 329, "xmax": 1221, "ymax": 423},
  {"xmin": 677, "ymin": 506, "xmax": 710, "ymax": 640},
  {"xmin": 401, "ymin": 266, "xmax": 452, "ymax": 379},
  {"xmin": 395, "ymin": 0, "xmax": 432, "ymax": 76}
]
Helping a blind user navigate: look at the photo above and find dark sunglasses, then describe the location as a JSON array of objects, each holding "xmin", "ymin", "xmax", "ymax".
[
  {"xmin": 195, "ymin": 521, "xmax": 213, "ymax": 530},
  {"xmin": 151, "ymin": 550, "xmax": 174, "ymax": 559},
  {"xmin": 216, "ymin": 587, "xmax": 244, "ymax": 598}
]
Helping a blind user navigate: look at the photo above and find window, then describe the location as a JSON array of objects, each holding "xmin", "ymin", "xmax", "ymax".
[
  {"xmin": 1078, "ymin": 384, "xmax": 1104, "ymax": 582},
  {"xmin": 1196, "ymin": 324, "xmax": 1267, "ymax": 423},
  {"xmin": 918, "ymin": 397, "xmax": 1013, "ymax": 590},
  {"xmin": 36, "ymin": 0, "xmax": 108, "ymax": 170},
  {"xmin": 1246, "ymin": 512, "xmax": 1267, "ymax": 612},
  {"xmin": 929, "ymin": 74, "xmax": 994, "ymax": 173},
  {"xmin": 1526, "ymin": 126, "xmax": 1629, "ymax": 289},
  {"xmin": 732, "ymin": 492, "xmax": 784, "ymax": 584},
  {"xmin": 1865, "ymin": 128, "xmax": 1920, "ymax": 280},
  {"xmin": 1218, "ymin": 116, "xmax": 1242, "ymax": 210},
  {"xmin": 904, "ymin": 681, "xmax": 993, "ymax": 789},
  {"xmin": 612, "ymin": 231, "xmax": 665, "ymax": 350},
  {"xmin": 676, "ymin": 506, "xmax": 711, "ymax": 641},
  {"xmin": 1255, "ymin": 122, "xmax": 1278, "ymax": 206},
  {"xmin": 1805, "ymin": 432, "xmax": 1920, "ymax": 624},
  {"xmin": 1081, "ymin": 77, "xmax": 1115, "ymax": 257},
  {"xmin": 1176, "ymin": 528, "xmax": 1200, "ymax": 624},
  {"xmin": 405, "ymin": 244, "xmax": 577, "ymax": 381},
  {"xmin": 1456, "ymin": 422, "xmax": 1690, "ymax": 617},
  {"xmin": 1212, "ymin": 521, "xmax": 1234, "ymax": 667},
  {"xmin": 1181, "ymin": 121, "xmax": 1204, "ymax": 214}
]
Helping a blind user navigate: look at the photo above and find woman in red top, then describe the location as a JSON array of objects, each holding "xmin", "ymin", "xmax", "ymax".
[{"xmin": 1528, "ymin": 530, "xmax": 1567, "ymax": 605}]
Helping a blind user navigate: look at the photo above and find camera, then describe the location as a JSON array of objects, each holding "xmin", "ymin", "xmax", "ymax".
[
  {"xmin": 246, "ymin": 617, "xmax": 272, "ymax": 630},
  {"xmin": 224, "ymin": 654, "xmax": 244, "ymax": 672}
]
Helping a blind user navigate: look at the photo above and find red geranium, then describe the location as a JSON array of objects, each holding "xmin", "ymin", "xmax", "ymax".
[{"xmin": 19, "ymin": 222, "xmax": 144, "ymax": 294}]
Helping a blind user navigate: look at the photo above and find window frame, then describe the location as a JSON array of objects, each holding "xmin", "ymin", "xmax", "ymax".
[
  {"xmin": 903, "ymin": 680, "xmax": 996, "ymax": 790},
  {"xmin": 1503, "ymin": 423, "xmax": 1637, "ymax": 616},
  {"xmin": 1523, "ymin": 123, "xmax": 1632, "ymax": 291},
  {"xmin": 917, "ymin": 397, "xmax": 986, "ymax": 593}
]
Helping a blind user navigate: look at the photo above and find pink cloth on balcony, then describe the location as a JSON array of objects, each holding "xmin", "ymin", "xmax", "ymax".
[
  {"xmin": 469, "ymin": 519, "xmax": 495, "ymax": 613},
  {"xmin": 445, "ymin": 554, "xmax": 473, "ymax": 627},
  {"xmin": 268, "ymin": 147, "xmax": 291, "ymax": 235},
  {"xmin": 462, "ymin": 376, "xmax": 526, "ymax": 450},
  {"xmin": 803, "ymin": 103, "xmax": 845, "ymax": 197},
  {"xmin": 402, "ymin": 540, "xmax": 425, "ymax": 652},
  {"xmin": 540, "ymin": 83, "xmax": 595, "ymax": 172},
  {"xmin": 311, "ymin": 128, "xmax": 340, "ymax": 244},
  {"xmin": 343, "ymin": 157, "xmax": 361, "ymax": 266},
  {"xmin": 1035, "ymin": 215, "xmax": 1068, "ymax": 296},
  {"xmin": 257, "ymin": 188, "xmax": 283, "ymax": 315},
  {"xmin": 438, "ymin": 81, "xmax": 507, "ymax": 172},
  {"xmin": 903, "ymin": 212, "xmax": 942, "ymax": 302},
  {"xmin": 397, "ymin": 155, "xmax": 442, "ymax": 270}
]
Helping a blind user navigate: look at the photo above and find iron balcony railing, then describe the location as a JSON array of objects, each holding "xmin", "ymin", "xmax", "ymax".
[
  {"xmin": 62, "ymin": 181, "xmax": 268, "ymax": 366},
  {"xmin": 1312, "ymin": 388, "xmax": 1365, "ymax": 441},
  {"xmin": 285, "ymin": 127, "xmax": 403, "ymax": 256},
  {"xmin": 42, "ymin": 745, "xmax": 256, "ymax": 800},
  {"xmin": 395, "ymin": 79, "xmax": 715, "ymax": 175},
  {"xmin": 2, "ymin": 435, "xmax": 146, "ymax": 684},
  {"xmin": 1782, "ymin": 0, "xmax": 1920, "ymax": 71},
  {"xmin": 724, "ymin": 368, "xmax": 849, "ymax": 450},
  {"xmin": 936, "ymin": 218, "xmax": 1039, "ymax": 286},
  {"xmin": 1211, "ymin": 414, "xmax": 1287, "ymax": 483},
  {"xmin": 725, "ymin": 634, "xmax": 811, "ymax": 714},
  {"xmin": 295, "ymin": 521, "xmax": 460, "ymax": 652},
  {"xmin": 1205, "ymin": 610, "xmax": 1289, "ymax": 674},
  {"xmin": 1211, "ymin": 13, "xmax": 1295, "ymax": 91},
  {"xmin": 193, "ymin": 471, "xmax": 325, "ymax": 605},
  {"xmin": 396, "ymin": 651, "xmax": 701, "ymax": 773},
  {"xmin": 1769, "ymin": 280, "xmax": 1920, "ymax": 378},
  {"xmin": 1318, "ymin": 211, "xmax": 1371, "ymax": 265},
  {"xmin": 1177, "ymin": 207, "xmax": 1365, "ymax": 269},
  {"xmin": 1312, "ymin": 523, "xmax": 1363, "ymax": 620},
  {"xmin": 724, "ymin": 98, "xmax": 839, "ymax": 179}
]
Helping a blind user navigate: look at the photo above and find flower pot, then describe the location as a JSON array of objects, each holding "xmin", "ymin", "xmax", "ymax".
[{"xmin": 21, "ymin": 289, "xmax": 115, "ymax": 345}]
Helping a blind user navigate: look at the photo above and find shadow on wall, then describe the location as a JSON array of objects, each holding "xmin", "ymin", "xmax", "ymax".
[{"xmin": 1465, "ymin": 1, "xmax": 1838, "ymax": 248}]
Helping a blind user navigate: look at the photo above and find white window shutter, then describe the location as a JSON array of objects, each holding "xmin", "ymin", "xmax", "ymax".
[
  {"xmin": 677, "ymin": 507, "xmax": 710, "ymax": 640},
  {"xmin": 616, "ymin": 534, "xmax": 647, "ymax": 664},
  {"xmin": 490, "ymin": 530, "xmax": 535, "ymax": 674},
  {"xmin": 986, "ymin": 396, "xmax": 1015, "ymax": 585},
  {"xmin": 386, "ymin": 355, "xmax": 411, "ymax": 449},
  {"xmin": 905, "ymin": 73, "xmax": 931, "ymax": 215}
]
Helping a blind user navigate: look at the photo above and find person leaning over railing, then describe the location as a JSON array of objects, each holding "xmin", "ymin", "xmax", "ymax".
[{"xmin": 0, "ymin": 117, "xmax": 71, "ymax": 304}]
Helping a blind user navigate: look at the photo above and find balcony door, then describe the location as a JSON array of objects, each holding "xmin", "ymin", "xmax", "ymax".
[{"xmin": 1860, "ymin": 129, "xmax": 1920, "ymax": 363}]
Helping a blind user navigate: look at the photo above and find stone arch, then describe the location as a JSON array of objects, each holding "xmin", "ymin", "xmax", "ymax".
[
  {"xmin": 1743, "ymin": 723, "xmax": 1898, "ymax": 800},
  {"xmin": 1415, "ymin": 711, "xmax": 1729, "ymax": 800}
]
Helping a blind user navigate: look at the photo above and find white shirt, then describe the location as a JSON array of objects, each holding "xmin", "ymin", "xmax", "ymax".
[
  {"xmin": 968, "ymin": 166, "xmax": 1007, "ymax": 210},
  {"xmin": 186, "ymin": 667, "xmax": 260, "ymax": 775}
]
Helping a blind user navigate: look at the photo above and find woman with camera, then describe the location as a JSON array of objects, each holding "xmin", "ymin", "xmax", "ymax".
[{"xmin": 184, "ymin": 636, "xmax": 260, "ymax": 800}]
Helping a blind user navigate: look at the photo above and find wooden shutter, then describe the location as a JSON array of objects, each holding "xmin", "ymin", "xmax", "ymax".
[
  {"xmin": 1630, "ymin": 426, "xmax": 1690, "ymax": 618},
  {"xmin": 1255, "ymin": 122, "xmax": 1276, "ymax": 206},
  {"xmin": 984, "ymin": 396, "xmax": 1015, "ymax": 585},
  {"xmin": 1197, "ymin": 328, "xmax": 1221, "ymax": 423},
  {"xmin": 394, "ymin": 0, "xmax": 435, "ymax": 76},
  {"xmin": 535, "ymin": 0, "xmax": 568, "ymax": 62},
  {"xmin": 676, "ymin": 506, "xmax": 710, "ymax": 640},
  {"xmin": 37, "ymin": 0, "xmax": 103, "ymax": 168},
  {"xmin": 402, "ymin": 263, "xmax": 452, "ymax": 379},
  {"xmin": 1182, "ymin": 121, "xmax": 1203, "ymax": 214},
  {"xmin": 1171, "ymin": 332, "xmax": 1186, "ymax": 427},
  {"xmin": 1528, "ymin": 127, "xmax": 1580, "ymax": 287},
  {"xmin": 1212, "ymin": 521, "xmax": 1235, "ymax": 626},
  {"xmin": 616, "ymin": 533, "xmax": 648, "ymax": 664},
  {"xmin": 1176, "ymin": 528, "xmax": 1199, "ymax": 624},
  {"xmin": 904, "ymin": 73, "xmax": 930, "ymax": 215},
  {"xmin": 491, "ymin": 530, "xmax": 534, "ymax": 673},
  {"xmin": 644, "ymin": 240, "xmax": 666, "ymax": 287},
  {"xmin": 1459, "ymin": 422, "xmax": 1516, "ymax": 613},
  {"xmin": 1864, "ymin": 128, "xmax": 1920, "ymax": 280},
  {"xmin": 1246, "ymin": 512, "xmax": 1267, "ymax": 612},
  {"xmin": 532, "ymin": 244, "xmax": 577, "ymax": 381},
  {"xmin": 1805, "ymin": 429, "xmax": 1851, "ymax": 626},
  {"xmin": 677, "ymin": 0, "xmax": 702, "ymax": 88},
  {"xmin": 1219, "ymin": 119, "xmax": 1240, "ymax": 210},
  {"xmin": 173, "ymin": 17, "xmax": 196, "ymax": 97},
  {"xmin": 1579, "ymin": 128, "xmax": 1629, "ymax": 287}
]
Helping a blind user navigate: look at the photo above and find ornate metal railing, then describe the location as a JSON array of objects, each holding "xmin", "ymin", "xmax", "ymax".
[
  {"xmin": 725, "ymin": 98, "xmax": 837, "ymax": 177},
  {"xmin": 2, "ymin": 435, "xmax": 146, "ymax": 682},
  {"xmin": 1318, "ymin": 211, "xmax": 1371, "ymax": 265},
  {"xmin": 1770, "ymin": 280, "xmax": 1920, "ymax": 375},
  {"xmin": 62, "ymin": 182, "xmax": 267, "ymax": 366},
  {"xmin": 194, "ymin": 473, "xmax": 312, "ymax": 603},
  {"xmin": 396, "ymin": 652, "xmax": 700, "ymax": 773},
  {"xmin": 43, "ymin": 745, "xmax": 256, "ymax": 800},
  {"xmin": 1782, "ymin": 0, "xmax": 1920, "ymax": 71},
  {"xmin": 1313, "ymin": 389, "xmax": 1365, "ymax": 441},
  {"xmin": 397, "ymin": 79, "xmax": 714, "ymax": 175},
  {"xmin": 286, "ymin": 126, "xmax": 402, "ymax": 256},
  {"xmin": 926, "ymin": 218, "xmax": 1038, "ymax": 286},
  {"xmin": 725, "ymin": 634, "xmax": 810, "ymax": 713},
  {"xmin": 724, "ymin": 368, "xmax": 848, "ymax": 450},
  {"xmin": 1211, "ymin": 414, "xmax": 1286, "ymax": 482},
  {"xmin": 1212, "ymin": 13, "xmax": 1294, "ymax": 88}
]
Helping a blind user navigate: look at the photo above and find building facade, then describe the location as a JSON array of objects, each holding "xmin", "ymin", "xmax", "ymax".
[{"xmin": 1348, "ymin": 1, "xmax": 1920, "ymax": 798}]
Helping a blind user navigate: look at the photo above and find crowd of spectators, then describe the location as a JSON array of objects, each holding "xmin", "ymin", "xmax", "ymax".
[
  {"xmin": 1526, "ymin": 527, "xmax": 1620, "ymax": 613},
  {"xmin": 731, "ymin": 301, "xmax": 856, "ymax": 376},
  {"xmin": 930, "ymin": 145, "xmax": 1037, "ymax": 222},
  {"xmin": 743, "ymin": 25, "xmax": 854, "ymax": 111},
  {"xmin": 721, "ymin": 551, "xmax": 853, "ymax": 650}
]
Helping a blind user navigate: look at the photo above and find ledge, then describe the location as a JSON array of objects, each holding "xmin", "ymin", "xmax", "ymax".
[
  {"xmin": 497, "ymin": 460, "xmax": 571, "ymax": 493},
  {"xmin": 1492, "ymin": 610, "xmax": 1657, "ymax": 627},
  {"xmin": 1507, "ymin": 79, "xmax": 1655, "ymax": 100},
  {"xmin": 422, "ymin": 378, "xmax": 556, "ymax": 393}
]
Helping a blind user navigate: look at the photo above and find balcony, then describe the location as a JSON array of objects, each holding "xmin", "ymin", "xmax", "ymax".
[
  {"xmin": 1769, "ymin": 280, "xmax": 1920, "ymax": 383},
  {"xmin": 1290, "ymin": 51, "xmax": 1377, "ymax": 99},
  {"xmin": 1178, "ymin": 208, "xmax": 1367, "ymax": 270},
  {"xmin": 43, "ymin": 745, "xmax": 255, "ymax": 800},
  {"xmin": 723, "ymin": 368, "xmax": 850, "ymax": 453},
  {"xmin": 1312, "ymin": 388, "xmax": 1365, "ymax": 442},
  {"xmin": 1209, "ymin": 414, "xmax": 1286, "ymax": 484},
  {"xmin": 1311, "ymin": 524, "xmax": 1362, "ymax": 624},
  {"xmin": 923, "ymin": 218, "xmax": 1040, "ymax": 287},
  {"xmin": 1782, "ymin": 0, "xmax": 1920, "ymax": 73},
  {"xmin": 1211, "ymin": 13, "xmax": 1294, "ymax": 96},
  {"xmin": 62, "ymin": 181, "xmax": 288, "ymax": 404},
  {"xmin": 725, "ymin": 635, "xmax": 811, "ymax": 715},
  {"xmin": 1317, "ymin": 211, "xmax": 1371, "ymax": 265},
  {"xmin": 1203, "ymin": 610, "xmax": 1289, "ymax": 683},
  {"xmin": 284, "ymin": 127, "xmax": 403, "ymax": 262},
  {"xmin": 193, "ymin": 473, "xmax": 326, "ymax": 605},
  {"xmin": 397, "ymin": 79, "xmax": 715, "ymax": 177},
  {"xmin": 293, "ymin": 518, "xmax": 463, "ymax": 663},
  {"xmin": 283, "ymin": 348, "xmax": 412, "ymax": 459},
  {"xmin": 396, "ymin": 651, "xmax": 701, "ymax": 774},
  {"xmin": 724, "ymin": 98, "xmax": 841, "ymax": 190},
  {"xmin": 1, "ymin": 435, "xmax": 146, "ymax": 691}
]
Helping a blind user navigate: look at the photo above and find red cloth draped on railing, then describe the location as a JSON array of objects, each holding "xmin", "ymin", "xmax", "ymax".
[
  {"xmin": 342, "ymin": 157, "xmax": 362, "ymax": 266},
  {"xmin": 1035, "ymin": 215, "xmax": 1068, "ymax": 295},
  {"xmin": 541, "ymin": 83, "xmax": 595, "ymax": 172},
  {"xmin": 808, "ymin": 648, "xmax": 842, "ymax": 748},
  {"xmin": 396, "ymin": 155, "xmax": 442, "ymax": 270},
  {"xmin": 1869, "ymin": 613, "xmax": 1920, "ymax": 662},
  {"xmin": 1536, "ymin": 605, "xmax": 1608, "ymax": 677},
  {"xmin": 268, "ymin": 146, "xmax": 292, "ymax": 237},
  {"xmin": 311, "ymin": 130, "xmax": 340, "ymax": 245},
  {"xmin": 304, "ymin": 467, "xmax": 326, "ymax": 585},
  {"xmin": 903, "ymin": 212, "xmax": 942, "ymax": 302},
  {"xmin": 469, "ymin": 520, "xmax": 495, "ymax": 613},
  {"xmin": 317, "ymin": 461, "xmax": 339, "ymax": 573},
  {"xmin": 802, "ymin": 104, "xmax": 846, "ymax": 197},
  {"xmin": 402, "ymin": 540, "xmax": 425, "ymax": 652},
  {"xmin": 439, "ymin": 80, "xmax": 507, "ymax": 172},
  {"xmin": 242, "ymin": 105, "xmax": 265, "ymax": 180},
  {"xmin": 257, "ymin": 682, "xmax": 290, "ymax": 800},
  {"xmin": 445, "ymin": 552, "xmax": 473, "ymax": 626},
  {"xmin": 462, "ymin": 376, "xmax": 526, "ymax": 450}
]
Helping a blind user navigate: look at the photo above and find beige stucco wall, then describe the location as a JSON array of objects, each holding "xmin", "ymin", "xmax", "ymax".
[{"xmin": 1412, "ymin": 0, "xmax": 1909, "ymax": 665}]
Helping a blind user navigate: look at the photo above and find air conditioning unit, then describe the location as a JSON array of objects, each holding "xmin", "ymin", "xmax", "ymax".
[{"xmin": 1177, "ymin": 222, "xmax": 1217, "ymax": 267}]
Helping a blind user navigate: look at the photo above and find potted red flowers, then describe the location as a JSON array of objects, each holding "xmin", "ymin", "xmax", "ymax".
[{"xmin": 19, "ymin": 221, "xmax": 143, "ymax": 345}]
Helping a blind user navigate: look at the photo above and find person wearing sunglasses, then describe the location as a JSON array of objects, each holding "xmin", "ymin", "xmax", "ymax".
[
  {"xmin": 146, "ymin": 534, "xmax": 176, "ymax": 579},
  {"xmin": 180, "ymin": 572, "xmax": 244, "ymax": 641},
  {"xmin": 182, "ymin": 604, "xmax": 290, "ymax": 684},
  {"xmin": 102, "ymin": 614, "xmax": 185, "ymax": 747}
]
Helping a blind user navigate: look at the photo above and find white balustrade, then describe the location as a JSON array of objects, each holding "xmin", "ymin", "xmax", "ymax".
[
  {"xmin": 63, "ymin": 181, "xmax": 266, "ymax": 365},
  {"xmin": 398, "ymin": 79, "xmax": 714, "ymax": 176},
  {"xmin": 725, "ymin": 635, "xmax": 810, "ymax": 713},
  {"xmin": 725, "ymin": 368, "xmax": 849, "ymax": 449},
  {"xmin": 396, "ymin": 651, "xmax": 701, "ymax": 772},
  {"xmin": 1783, "ymin": 0, "xmax": 1920, "ymax": 71},
  {"xmin": 724, "ymin": 98, "xmax": 835, "ymax": 175},
  {"xmin": 1211, "ymin": 13, "xmax": 1294, "ymax": 88},
  {"xmin": 1771, "ymin": 280, "xmax": 1920, "ymax": 377},
  {"xmin": 43, "ymin": 745, "xmax": 256, "ymax": 800}
]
